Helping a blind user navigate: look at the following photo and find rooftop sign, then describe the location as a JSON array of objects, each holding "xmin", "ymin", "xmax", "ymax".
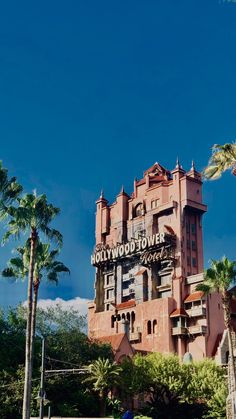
[{"xmin": 91, "ymin": 232, "xmax": 173, "ymax": 266}]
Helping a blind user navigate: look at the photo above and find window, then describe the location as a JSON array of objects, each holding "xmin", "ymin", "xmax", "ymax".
[
  {"xmin": 106, "ymin": 289, "xmax": 114, "ymax": 300},
  {"xmin": 187, "ymin": 256, "xmax": 191, "ymax": 266},
  {"xmin": 192, "ymin": 257, "xmax": 197, "ymax": 267},
  {"xmin": 192, "ymin": 241, "xmax": 196, "ymax": 251},
  {"xmin": 134, "ymin": 203, "xmax": 143, "ymax": 217},
  {"xmin": 111, "ymin": 315, "xmax": 115, "ymax": 328},
  {"xmin": 123, "ymin": 281, "xmax": 130, "ymax": 289},
  {"xmin": 151, "ymin": 199, "xmax": 159, "ymax": 209},
  {"xmin": 153, "ymin": 320, "xmax": 157, "ymax": 334},
  {"xmin": 173, "ymin": 318, "xmax": 178, "ymax": 328},
  {"xmin": 106, "ymin": 304, "xmax": 110, "ymax": 311},
  {"xmin": 187, "ymin": 240, "xmax": 190, "ymax": 249},
  {"xmin": 191, "ymin": 224, "xmax": 196, "ymax": 235},
  {"xmin": 186, "ymin": 221, "xmax": 190, "ymax": 233},
  {"xmin": 106, "ymin": 274, "xmax": 113, "ymax": 285},
  {"xmin": 147, "ymin": 320, "xmax": 152, "ymax": 335}
]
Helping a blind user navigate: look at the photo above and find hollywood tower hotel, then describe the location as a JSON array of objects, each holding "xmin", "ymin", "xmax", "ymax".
[{"xmin": 88, "ymin": 162, "xmax": 225, "ymax": 361}]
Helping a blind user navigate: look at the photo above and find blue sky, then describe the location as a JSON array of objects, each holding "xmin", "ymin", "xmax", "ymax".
[{"xmin": 0, "ymin": 0, "xmax": 236, "ymax": 310}]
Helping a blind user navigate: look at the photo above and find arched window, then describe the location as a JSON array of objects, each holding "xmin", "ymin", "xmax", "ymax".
[
  {"xmin": 126, "ymin": 312, "xmax": 130, "ymax": 322},
  {"xmin": 226, "ymin": 350, "xmax": 229, "ymax": 364},
  {"xmin": 122, "ymin": 313, "xmax": 126, "ymax": 320},
  {"xmin": 111, "ymin": 315, "xmax": 115, "ymax": 328},
  {"xmin": 134, "ymin": 203, "xmax": 143, "ymax": 218},
  {"xmin": 147, "ymin": 320, "xmax": 152, "ymax": 335},
  {"xmin": 131, "ymin": 311, "xmax": 135, "ymax": 333},
  {"xmin": 153, "ymin": 320, "xmax": 157, "ymax": 334}
]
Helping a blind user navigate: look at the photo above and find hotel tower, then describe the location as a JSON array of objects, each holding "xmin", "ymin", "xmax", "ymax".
[{"xmin": 88, "ymin": 162, "xmax": 225, "ymax": 361}]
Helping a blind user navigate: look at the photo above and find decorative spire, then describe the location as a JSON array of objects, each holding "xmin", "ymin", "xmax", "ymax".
[
  {"xmin": 100, "ymin": 189, "xmax": 104, "ymax": 199},
  {"xmin": 191, "ymin": 160, "xmax": 196, "ymax": 171},
  {"xmin": 176, "ymin": 157, "xmax": 180, "ymax": 169},
  {"xmin": 120, "ymin": 185, "xmax": 124, "ymax": 194}
]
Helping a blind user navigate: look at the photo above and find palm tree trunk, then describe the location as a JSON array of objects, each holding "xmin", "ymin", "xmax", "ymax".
[
  {"xmin": 99, "ymin": 390, "xmax": 106, "ymax": 417},
  {"xmin": 27, "ymin": 276, "xmax": 40, "ymax": 411},
  {"xmin": 22, "ymin": 228, "xmax": 37, "ymax": 419},
  {"xmin": 31, "ymin": 278, "xmax": 40, "ymax": 343}
]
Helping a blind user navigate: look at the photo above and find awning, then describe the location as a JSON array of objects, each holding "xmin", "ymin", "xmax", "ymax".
[
  {"xmin": 170, "ymin": 308, "xmax": 188, "ymax": 318},
  {"xmin": 116, "ymin": 299, "xmax": 136, "ymax": 310},
  {"xmin": 135, "ymin": 268, "xmax": 147, "ymax": 276},
  {"xmin": 184, "ymin": 291, "xmax": 204, "ymax": 303}
]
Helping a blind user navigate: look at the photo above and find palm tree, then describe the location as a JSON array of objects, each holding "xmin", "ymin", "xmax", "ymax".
[
  {"xmin": 2, "ymin": 193, "xmax": 62, "ymax": 419},
  {"xmin": 203, "ymin": 143, "xmax": 236, "ymax": 180},
  {"xmin": 83, "ymin": 358, "xmax": 122, "ymax": 417},
  {"xmin": 0, "ymin": 160, "xmax": 22, "ymax": 209},
  {"xmin": 2, "ymin": 239, "xmax": 70, "ymax": 341},
  {"xmin": 196, "ymin": 257, "xmax": 236, "ymax": 407}
]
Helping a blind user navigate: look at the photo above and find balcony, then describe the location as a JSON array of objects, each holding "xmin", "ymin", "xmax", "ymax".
[
  {"xmin": 156, "ymin": 283, "xmax": 171, "ymax": 292},
  {"xmin": 188, "ymin": 325, "xmax": 207, "ymax": 335},
  {"xmin": 172, "ymin": 327, "xmax": 188, "ymax": 336},
  {"xmin": 123, "ymin": 273, "xmax": 134, "ymax": 282},
  {"xmin": 129, "ymin": 332, "xmax": 141, "ymax": 342},
  {"xmin": 186, "ymin": 307, "xmax": 206, "ymax": 317},
  {"xmin": 123, "ymin": 288, "xmax": 130, "ymax": 297},
  {"xmin": 185, "ymin": 273, "xmax": 204, "ymax": 285}
]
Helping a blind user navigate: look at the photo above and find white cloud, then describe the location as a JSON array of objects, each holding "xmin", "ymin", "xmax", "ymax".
[{"xmin": 33, "ymin": 297, "xmax": 90, "ymax": 316}]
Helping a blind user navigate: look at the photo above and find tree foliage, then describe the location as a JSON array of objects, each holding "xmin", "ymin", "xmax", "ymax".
[
  {"xmin": 0, "ymin": 305, "xmax": 113, "ymax": 419},
  {"xmin": 121, "ymin": 353, "xmax": 227, "ymax": 419},
  {"xmin": 203, "ymin": 142, "xmax": 236, "ymax": 180},
  {"xmin": 83, "ymin": 358, "xmax": 122, "ymax": 417}
]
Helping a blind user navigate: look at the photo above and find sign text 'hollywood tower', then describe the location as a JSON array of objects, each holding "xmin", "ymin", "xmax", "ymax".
[{"xmin": 91, "ymin": 232, "xmax": 173, "ymax": 266}]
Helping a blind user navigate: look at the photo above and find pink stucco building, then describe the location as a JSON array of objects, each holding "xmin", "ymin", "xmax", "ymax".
[{"xmin": 88, "ymin": 161, "xmax": 225, "ymax": 361}]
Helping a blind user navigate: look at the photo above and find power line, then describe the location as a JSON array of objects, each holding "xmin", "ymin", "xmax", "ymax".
[
  {"xmin": 45, "ymin": 368, "xmax": 85, "ymax": 376},
  {"xmin": 0, "ymin": 377, "xmax": 40, "ymax": 389},
  {"xmin": 46, "ymin": 356, "xmax": 81, "ymax": 368}
]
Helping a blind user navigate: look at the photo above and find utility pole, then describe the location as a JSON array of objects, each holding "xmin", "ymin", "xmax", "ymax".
[{"xmin": 39, "ymin": 338, "xmax": 46, "ymax": 419}]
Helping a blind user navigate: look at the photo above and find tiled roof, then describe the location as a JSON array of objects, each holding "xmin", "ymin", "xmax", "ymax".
[
  {"xmin": 144, "ymin": 162, "xmax": 170, "ymax": 177},
  {"xmin": 136, "ymin": 179, "xmax": 146, "ymax": 186},
  {"xmin": 184, "ymin": 291, "xmax": 204, "ymax": 303},
  {"xmin": 170, "ymin": 308, "xmax": 188, "ymax": 317},
  {"xmin": 116, "ymin": 299, "xmax": 136, "ymax": 310},
  {"xmin": 97, "ymin": 333, "xmax": 126, "ymax": 351}
]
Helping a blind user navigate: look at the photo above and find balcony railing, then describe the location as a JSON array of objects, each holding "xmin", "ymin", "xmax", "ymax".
[
  {"xmin": 156, "ymin": 283, "xmax": 171, "ymax": 292},
  {"xmin": 123, "ymin": 273, "xmax": 134, "ymax": 282},
  {"xmin": 188, "ymin": 325, "xmax": 207, "ymax": 335},
  {"xmin": 129, "ymin": 332, "xmax": 141, "ymax": 342},
  {"xmin": 185, "ymin": 273, "xmax": 204, "ymax": 285},
  {"xmin": 185, "ymin": 307, "xmax": 206, "ymax": 317},
  {"xmin": 172, "ymin": 327, "xmax": 188, "ymax": 336}
]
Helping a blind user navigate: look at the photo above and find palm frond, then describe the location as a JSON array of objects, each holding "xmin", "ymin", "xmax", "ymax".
[
  {"xmin": 203, "ymin": 142, "xmax": 236, "ymax": 180},
  {"xmin": 196, "ymin": 283, "xmax": 211, "ymax": 294},
  {"xmin": 41, "ymin": 227, "xmax": 63, "ymax": 247},
  {"xmin": 2, "ymin": 267, "xmax": 17, "ymax": 278}
]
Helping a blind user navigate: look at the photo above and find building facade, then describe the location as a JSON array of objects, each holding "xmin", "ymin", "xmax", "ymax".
[{"xmin": 88, "ymin": 161, "xmax": 225, "ymax": 361}]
